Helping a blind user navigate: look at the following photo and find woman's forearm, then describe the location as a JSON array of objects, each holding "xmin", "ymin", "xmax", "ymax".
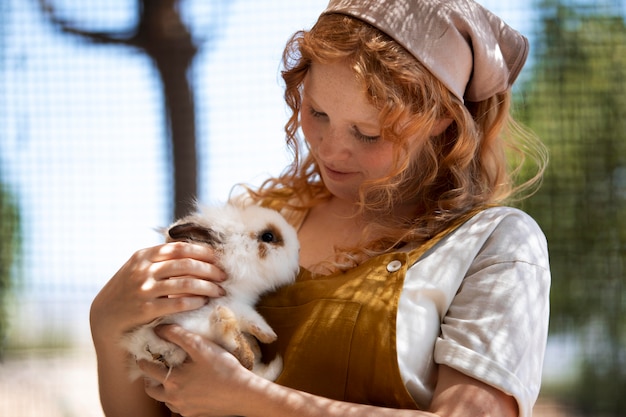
[
  {"xmin": 232, "ymin": 374, "xmax": 436, "ymax": 417},
  {"xmin": 93, "ymin": 332, "xmax": 168, "ymax": 417}
]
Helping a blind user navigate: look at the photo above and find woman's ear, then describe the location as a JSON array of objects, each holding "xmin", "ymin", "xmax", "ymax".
[{"xmin": 430, "ymin": 118, "xmax": 453, "ymax": 136}]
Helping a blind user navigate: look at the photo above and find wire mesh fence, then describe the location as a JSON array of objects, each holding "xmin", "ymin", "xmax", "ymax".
[{"xmin": 0, "ymin": 1, "xmax": 624, "ymax": 416}]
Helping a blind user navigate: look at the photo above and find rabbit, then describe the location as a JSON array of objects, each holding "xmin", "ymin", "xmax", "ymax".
[{"xmin": 120, "ymin": 201, "xmax": 300, "ymax": 382}]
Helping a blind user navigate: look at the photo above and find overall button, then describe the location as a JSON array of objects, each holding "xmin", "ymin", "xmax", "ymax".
[{"xmin": 386, "ymin": 260, "xmax": 403, "ymax": 272}]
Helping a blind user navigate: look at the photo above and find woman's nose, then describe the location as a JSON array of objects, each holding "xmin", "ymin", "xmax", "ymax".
[{"xmin": 317, "ymin": 126, "xmax": 351, "ymax": 161}]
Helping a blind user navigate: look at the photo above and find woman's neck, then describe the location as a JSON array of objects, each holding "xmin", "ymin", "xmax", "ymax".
[{"xmin": 296, "ymin": 196, "xmax": 416, "ymax": 272}]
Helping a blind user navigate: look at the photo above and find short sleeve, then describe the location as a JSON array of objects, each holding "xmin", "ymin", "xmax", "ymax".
[{"xmin": 433, "ymin": 211, "xmax": 550, "ymax": 417}]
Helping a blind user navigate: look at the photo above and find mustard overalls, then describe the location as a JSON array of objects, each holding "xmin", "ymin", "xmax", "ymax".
[
  {"xmin": 257, "ymin": 247, "xmax": 424, "ymax": 409},
  {"xmin": 255, "ymin": 200, "xmax": 481, "ymax": 410}
]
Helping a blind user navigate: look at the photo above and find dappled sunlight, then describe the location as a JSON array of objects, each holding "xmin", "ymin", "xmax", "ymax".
[{"xmin": 1, "ymin": 0, "xmax": 624, "ymax": 416}]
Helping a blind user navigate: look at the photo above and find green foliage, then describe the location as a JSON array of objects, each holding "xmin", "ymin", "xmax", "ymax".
[
  {"xmin": 516, "ymin": 2, "xmax": 626, "ymax": 415},
  {"xmin": 0, "ymin": 183, "xmax": 20, "ymax": 354}
]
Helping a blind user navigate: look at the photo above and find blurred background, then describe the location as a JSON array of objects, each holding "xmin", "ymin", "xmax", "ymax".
[{"xmin": 0, "ymin": 0, "xmax": 624, "ymax": 416}]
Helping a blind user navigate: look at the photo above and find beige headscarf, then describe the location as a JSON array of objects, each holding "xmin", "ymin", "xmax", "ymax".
[{"xmin": 323, "ymin": 0, "xmax": 529, "ymax": 102}]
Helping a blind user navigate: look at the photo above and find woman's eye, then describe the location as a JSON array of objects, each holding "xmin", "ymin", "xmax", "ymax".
[
  {"xmin": 353, "ymin": 127, "xmax": 380, "ymax": 143},
  {"xmin": 309, "ymin": 106, "xmax": 326, "ymax": 119}
]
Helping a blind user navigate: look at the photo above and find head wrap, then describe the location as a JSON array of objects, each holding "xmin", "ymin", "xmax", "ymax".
[{"xmin": 322, "ymin": 0, "xmax": 529, "ymax": 102}]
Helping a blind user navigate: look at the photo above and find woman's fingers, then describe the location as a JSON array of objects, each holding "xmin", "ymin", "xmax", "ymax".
[
  {"xmin": 140, "ymin": 326, "xmax": 250, "ymax": 416},
  {"xmin": 147, "ymin": 243, "xmax": 226, "ymax": 282},
  {"xmin": 137, "ymin": 242, "xmax": 227, "ymax": 300},
  {"xmin": 147, "ymin": 294, "xmax": 209, "ymax": 317},
  {"xmin": 156, "ymin": 276, "xmax": 226, "ymax": 297},
  {"xmin": 154, "ymin": 324, "xmax": 206, "ymax": 361},
  {"xmin": 150, "ymin": 258, "xmax": 226, "ymax": 283},
  {"xmin": 93, "ymin": 241, "xmax": 228, "ymax": 334},
  {"xmin": 149, "ymin": 241, "xmax": 221, "ymax": 265}
]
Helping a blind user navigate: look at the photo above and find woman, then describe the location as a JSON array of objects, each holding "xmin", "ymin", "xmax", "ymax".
[{"xmin": 90, "ymin": 1, "xmax": 550, "ymax": 416}]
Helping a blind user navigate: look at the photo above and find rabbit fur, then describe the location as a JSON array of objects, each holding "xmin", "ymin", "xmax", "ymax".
[{"xmin": 120, "ymin": 201, "xmax": 300, "ymax": 382}]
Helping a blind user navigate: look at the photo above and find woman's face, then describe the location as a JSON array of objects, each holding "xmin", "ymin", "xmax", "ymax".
[{"xmin": 300, "ymin": 61, "xmax": 398, "ymax": 202}]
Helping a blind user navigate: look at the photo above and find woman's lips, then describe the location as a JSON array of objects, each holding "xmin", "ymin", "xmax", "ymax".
[{"xmin": 322, "ymin": 164, "xmax": 355, "ymax": 181}]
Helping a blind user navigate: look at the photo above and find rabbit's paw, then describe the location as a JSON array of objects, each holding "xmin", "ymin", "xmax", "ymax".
[{"xmin": 211, "ymin": 305, "xmax": 255, "ymax": 369}]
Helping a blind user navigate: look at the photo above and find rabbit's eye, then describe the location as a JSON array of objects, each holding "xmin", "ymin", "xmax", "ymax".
[
  {"xmin": 259, "ymin": 227, "xmax": 283, "ymax": 245},
  {"xmin": 261, "ymin": 231, "xmax": 275, "ymax": 243}
]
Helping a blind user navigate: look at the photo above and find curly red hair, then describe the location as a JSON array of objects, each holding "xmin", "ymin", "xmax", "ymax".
[{"xmin": 244, "ymin": 14, "xmax": 546, "ymax": 270}]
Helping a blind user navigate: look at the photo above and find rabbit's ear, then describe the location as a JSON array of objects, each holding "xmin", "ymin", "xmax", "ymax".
[{"xmin": 168, "ymin": 222, "xmax": 223, "ymax": 245}]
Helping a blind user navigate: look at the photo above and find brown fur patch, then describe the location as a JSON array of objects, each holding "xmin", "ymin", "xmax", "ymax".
[
  {"xmin": 232, "ymin": 332, "xmax": 255, "ymax": 370},
  {"xmin": 255, "ymin": 224, "xmax": 285, "ymax": 260}
]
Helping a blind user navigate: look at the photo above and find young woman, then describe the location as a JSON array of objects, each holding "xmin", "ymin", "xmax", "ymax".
[{"xmin": 90, "ymin": 1, "xmax": 550, "ymax": 416}]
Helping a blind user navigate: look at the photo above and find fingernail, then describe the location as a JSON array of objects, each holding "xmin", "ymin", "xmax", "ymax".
[{"xmin": 218, "ymin": 286, "xmax": 226, "ymax": 296}]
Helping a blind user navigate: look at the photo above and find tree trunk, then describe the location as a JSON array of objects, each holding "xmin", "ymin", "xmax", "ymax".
[{"xmin": 39, "ymin": 0, "xmax": 200, "ymax": 220}]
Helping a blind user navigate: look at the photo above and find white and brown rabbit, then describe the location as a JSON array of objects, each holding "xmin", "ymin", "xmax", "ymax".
[{"xmin": 121, "ymin": 201, "xmax": 299, "ymax": 381}]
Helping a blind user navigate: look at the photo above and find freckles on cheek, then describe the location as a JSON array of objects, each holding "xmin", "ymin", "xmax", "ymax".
[
  {"xmin": 366, "ymin": 146, "xmax": 396, "ymax": 177},
  {"xmin": 299, "ymin": 111, "xmax": 318, "ymax": 146}
]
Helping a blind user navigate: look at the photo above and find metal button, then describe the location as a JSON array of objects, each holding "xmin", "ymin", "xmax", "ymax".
[{"xmin": 386, "ymin": 260, "xmax": 403, "ymax": 272}]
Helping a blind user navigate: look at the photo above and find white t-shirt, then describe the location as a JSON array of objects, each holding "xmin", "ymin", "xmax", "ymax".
[{"xmin": 396, "ymin": 207, "xmax": 550, "ymax": 417}]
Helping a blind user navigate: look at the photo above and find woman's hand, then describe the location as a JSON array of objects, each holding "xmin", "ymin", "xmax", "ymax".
[
  {"xmin": 90, "ymin": 242, "xmax": 227, "ymax": 342},
  {"xmin": 90, "ymin": 242, "xmax": 228, "ymax": 417},
  {"xmin": 140, "ymin": 324, "xmax": 255, "ymax": 417}
]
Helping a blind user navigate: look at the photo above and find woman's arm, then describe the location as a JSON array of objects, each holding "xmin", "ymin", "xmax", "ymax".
[
  {"xmin": 90, "ymin": 242, "xmax": 226, "ymax": 417},
  {"xmin": 429, "ymin": 365, "xmax": 518, "ymax": 417},
  {"xmin": 141, "ymin": 324, "xmax": 518, "ymax": 417},
  {"xmin": 92, "ymin": 327, "xmax": 169, "ymax": 417}
]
